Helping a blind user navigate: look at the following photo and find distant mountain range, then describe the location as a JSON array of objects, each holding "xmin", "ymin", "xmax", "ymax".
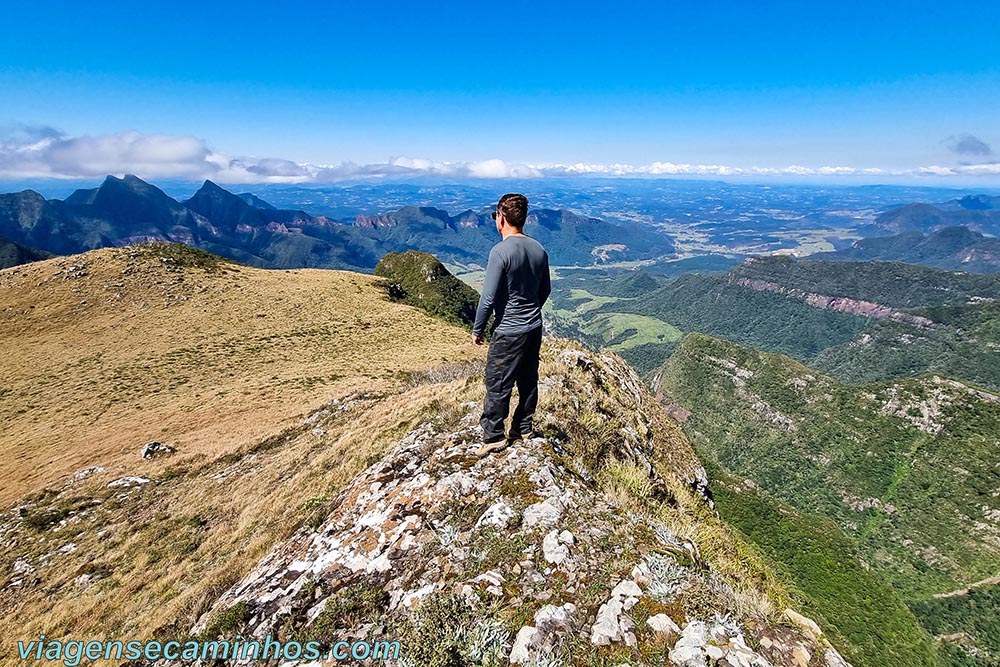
[
  {"xmin": 817, "ymin": 226, "xmax": 1000, "ymax": 272},
  {"xmin": 0, "ymin": 175, "xmax": 675, "ymax": 271},
  {"xmin": 874, "ymin": 196, "xmax": 1000, "ymax": 236}
]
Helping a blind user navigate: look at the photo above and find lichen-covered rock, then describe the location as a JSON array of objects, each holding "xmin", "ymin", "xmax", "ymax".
[
  {"xmin": 670, "ymin": 619, "xmax": 775, "ymax": 667},
  {"xmin": 647, "ymin": 613, "xmax": 681, "ymax": 642},
  {"xmin": 510, "ymin": 603, "xmax": 580, "ymax": 664}
]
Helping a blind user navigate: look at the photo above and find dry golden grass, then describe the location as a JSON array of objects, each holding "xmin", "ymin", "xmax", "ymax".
[
  {"xmin": 0, "ymin": 244, "xmax": 488, "ymax": 661},
  {"xmin": 0, "ymin": 244, "xmax": 482, "ymax": 505},
  {"xmin": 596, "ymin": 456, "xmax": 794, "ymax": 628},
  {"xmin": 0, "ymin": 375, "xmax": 484, "ymax": 655}
]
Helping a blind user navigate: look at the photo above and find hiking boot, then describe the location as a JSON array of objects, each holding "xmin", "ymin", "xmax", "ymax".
[
  {"xmin": 472, "ymin": 435, "xmax": 510, "ymax": 458},
  {"xmin": 508, "ymin": 430, "xmax": 543, "ymax": 442}
]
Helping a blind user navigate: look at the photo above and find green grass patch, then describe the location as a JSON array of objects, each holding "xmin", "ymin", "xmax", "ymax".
[
  {"xmin": 580, "ymin": 313, "xmax": 682, "ymax": 351},
  {"xmin": 709, "ymin": 462, "xmax": 940, "ymax": 667}
]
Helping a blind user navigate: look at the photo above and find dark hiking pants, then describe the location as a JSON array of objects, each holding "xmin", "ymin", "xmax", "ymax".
[{"xmin": 481, "ymin": 326, "xmax": 543, "ymax": 441}]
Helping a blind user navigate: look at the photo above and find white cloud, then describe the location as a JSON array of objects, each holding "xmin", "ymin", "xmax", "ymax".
[
  {"xmin": 917, "ymin": 165, "xmax": 955, "ymax": 176},
  {"xmin": 0, "ymin": 128, "xmax": 218, "ymax": 179},
  {"xmin": 1, "ymin": 125, "xmax": 999, "ymax": 184},
  {"xmin": 949, "ymin": 161, "xmax": 1000, "ymax": 175}
]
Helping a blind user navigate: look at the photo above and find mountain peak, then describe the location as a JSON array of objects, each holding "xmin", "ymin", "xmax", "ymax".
[
  {"xmin": 95, "ymin": 173, "xmax": 169, "ymax": 199},
  {"xmin": 182, "ymin": 179, "xmax": 264, "ymax": 234},
  {"xmin": 194, "ymin": 179, "xmax": 230, "ymax": 195}
]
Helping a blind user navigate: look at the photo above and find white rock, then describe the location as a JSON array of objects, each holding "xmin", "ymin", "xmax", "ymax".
[
  {"xmin": 107, "ymin": 476, "xmax": 150, "ymax": 488},
  {"xmin": 12, "ymin": 558, "xmax": 34, "ymax": 575},
  {"xmin": 542, "ymin": 530, "xmax": 571, "ymax": 565},
  {"xmin": 142, "ymin": 441, "xmax": 175, "ymax": 459},
  {"xmin": 631, "ymin": 562, "xmax": 651, "ymax": 586},
  {"xmin": 825, "ymin": 649, "xmax": 852, "ymax": 667},
  {"xmin": 589, "ymin": 597, "xmax": 624, "ymax": 645},
  {"xmin": 784, "ymin": 609, "xmax": 823, "ymax": 639},
  {"xmin": 620, "ymin": 615, "xmax": 636, "ymax": 634},
  {"xmin": 558, "ymin": 529, "xmax": 575, "ymax": 545},
  {"xmin": 435, "ymin": 471, "xmax": 476, "ymax": 497},
  {"xmin": 475, "ymin": 500, "xmax": 516, "ymax": 529},
  {"xmin": 73, "ymin": 466, "xmax": 105, "ymax": 480},
  {"xmin": 611, "ymin": 579, "xmax": 643, "ymax": 599},
  {"xmin": 521, "ymin": 498, "xmax": 563, "ymax": 529},
  {"xmin": 366, "ymin": 552, "xmax": 392, "ymax": 573},
  {"xmin": 647, "ymin": 613, "xmax": 681, "ymax": 641},
  {"xmin": 400, "ymin": 583, "xmax": 436, "ymax": 609},
  {"xmin": 670, "ymin": 644, "xmax": 708, "ymax": 667},
  {"xmin": 470, "ymin": 570, "xmax": 505, "ymax": 587},
  {"xmin": 669, "ymin": 621, "xmax": 709, "ymax": 667},
  {"xmin": 706, "ymin": 644, "xmax": 726, "ymax": 661},
  {"xmin": 509, "ymin": 626, "xmax": 540, "ymax": 664},
  {"xmin": 534, "ymin": 603, "xmax": 577, "ymax": 634}
]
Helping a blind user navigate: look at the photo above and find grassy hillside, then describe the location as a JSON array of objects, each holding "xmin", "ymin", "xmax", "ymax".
[
  {"xmin": 875, "ymin": 203, "xmax": 1000, "ymax": 236},
  {"xmin": 612, "ymin": 271, "xmax": 872, "ymax": 359},
  {"xmin": 911, "ymin": 583, "xmax": 1000, "ymax": 666},
  {"xmin": 356, "ymin": 205, "xmax": 677, "ymax": 267},
  {"xmin": 812, "ymin": 305, "xmax": 1000, "ymax": 391},
  {"xmin": 654, "ymin": 333, "xmax": 1000, "ymax": 665},
  {"xmin": 709, "ymin": 462, "xmax": 940, "ymax": 667},
  {"xmin": 0, "ymin": 243, "xmax": 481, "ymax": 505},
  {"xmin": 0, "ymin": 243, "xmax": 488, "ymax": 651},
  {"xmin": 542, "ymin": 269, "xmax": 725, "ymax": 376}
]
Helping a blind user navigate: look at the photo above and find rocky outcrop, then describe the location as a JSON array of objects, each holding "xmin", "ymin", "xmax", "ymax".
[
  {"xmin": 189, "ymin": 344, "xmax": 849, "ymax": 667},
  {"xmin": 354, "ymin": 213, "xmax": 400, "ymax": 229},
  {"xmin": 729, "ymin": 275, "xmax": 935, "ymax": 328},
  {"xmin": 374, "ymin": 250, "xmax": 480, "ymax": 327}
]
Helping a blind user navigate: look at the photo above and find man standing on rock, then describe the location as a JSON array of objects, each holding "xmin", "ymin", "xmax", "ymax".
[{"xmin": 472, "ymin": 193, "xmax": 551, "ymax": 457}]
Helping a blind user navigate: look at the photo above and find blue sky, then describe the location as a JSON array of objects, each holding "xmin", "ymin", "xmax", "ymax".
[{"xmin": 2, "ymin": 0, "xmax": 999, "ymax": 183}]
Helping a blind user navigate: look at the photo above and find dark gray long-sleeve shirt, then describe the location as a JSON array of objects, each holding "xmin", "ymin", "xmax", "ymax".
[{"xmin": 473, "ymin": 234, "xmax": 551, "ymax": 337}]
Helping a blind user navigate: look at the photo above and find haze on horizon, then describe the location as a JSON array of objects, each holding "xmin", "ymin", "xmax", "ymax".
[{"xmin": 1, "ymin": 0, "xmax": 998, "ymax": 186}]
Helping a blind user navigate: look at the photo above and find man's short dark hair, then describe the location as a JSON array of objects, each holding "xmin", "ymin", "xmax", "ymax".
[{"xmin": 497, "ymin": 193, "xmax": 528, "ymax": 229}]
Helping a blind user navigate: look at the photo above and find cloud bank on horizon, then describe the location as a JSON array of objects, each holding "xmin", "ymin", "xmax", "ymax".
[{"xmin": 2, "ymin": 125, "xmax": 998, "ymax": 184}]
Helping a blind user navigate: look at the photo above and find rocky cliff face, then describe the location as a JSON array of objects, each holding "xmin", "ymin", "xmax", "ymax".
[
  {"xmin": 728, "ymin": 275, "xmax": 936, "ymax": 328},
  {"xmin": 189, "ymin": 343, "xmax": 850, "ymax": 667}
]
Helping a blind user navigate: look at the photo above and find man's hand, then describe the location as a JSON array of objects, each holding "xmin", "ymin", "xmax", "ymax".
[{"xmin": 472, "ymin": 333, "xmax": 485, "ymax": 346}]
